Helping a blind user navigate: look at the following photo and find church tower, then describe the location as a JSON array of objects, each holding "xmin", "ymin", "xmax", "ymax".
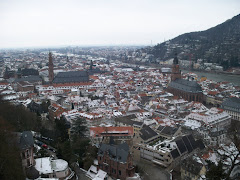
[
  {"xmin": 171, "ymin": 53, "xmax": 181, "ymax": 81},
  {"xmin": 48, "ymin": 52, "xmax": 54, "ymax": 84}
]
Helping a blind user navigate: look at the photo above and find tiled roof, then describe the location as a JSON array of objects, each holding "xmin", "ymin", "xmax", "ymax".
[
  {"xmin": 53, "ymin": 71, "xmax": 89, "ymax": 84},
  {"xmin": 157, "ymin": 125, "xmax": 178, "ymax": 136},
  {"xmin": 168, "ymin": 79, "xmax": 202, "ymax": 93},
  {"xmin": 140, "ymin": 125, "xmax": 158, "ymax": 141},
  {"xmin": 222, "ymin": 97, "xmax": 240, "ymax": 109},
  {"xmin": 18, "ymin": 131, "xmax": 34, "ymax": 149},
  {"xmin": 90, "ymin": 126, "xmax": 133, "ymax": 137},
  {"xmin": 98, "ymin": 142, "xmax": 129, "ymax": 163},
  {"xmin": 14, "ymin": 75, "xmax": 42, "ymax": 83}
]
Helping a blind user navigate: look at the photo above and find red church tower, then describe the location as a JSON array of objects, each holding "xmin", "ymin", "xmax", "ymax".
[
  {"xmin": 48, "ymin": 52, "xmax": 54, "ymax": 84},
  {"xmin": 171, "ymin": 53, "xmax": 181, "ymax": 81}
]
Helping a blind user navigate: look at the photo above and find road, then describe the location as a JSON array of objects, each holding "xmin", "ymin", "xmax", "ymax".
[
  {"xmin": 137, "ymin": 159, "xmax": 171, "ymax": 180},
  {"xmin": 72, "ymin": 162, "xmax": 89, "ymax": 180}
]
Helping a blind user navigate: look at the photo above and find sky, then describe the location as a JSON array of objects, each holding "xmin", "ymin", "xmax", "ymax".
[{"xmin": 0, "ymin": 0, "xmax": 240, "ymax": 48}]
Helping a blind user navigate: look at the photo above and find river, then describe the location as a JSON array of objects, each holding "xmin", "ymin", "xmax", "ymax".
[{"xmin": 182, "ymin": 70, "xmax": 240, "ymax": 86}]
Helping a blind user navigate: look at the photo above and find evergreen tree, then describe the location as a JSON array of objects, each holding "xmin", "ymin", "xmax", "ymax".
[
  {"xmin": 206, "ymin": 161, "xmax": 226, "ymax": 180},
  {"xmin": 71, "ymin": 118, "xmax": 87, "ymax": 138},
  {"xmin": 0, "ymin": 117, "xmax": 25, "ymax": 180},
  {"xmin": 54, "ymin": 117, "xmax": 69, "ymax": 143}
]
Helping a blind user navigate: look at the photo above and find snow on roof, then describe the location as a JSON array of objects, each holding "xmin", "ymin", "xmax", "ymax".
[
  {"xmin": 94, "ymin": 169, "xmax": 107, "ymax": 179},
  {"xmin": 87, "ymin": 165, "xmax": 98, "ymax": 179},
  {"xmin": 186, "ymin": 108, "xmax": 230, "ymax": 124},
  {"xmin": 90, "ymin": 126, "xmax": 133, "ymax": 137},
  {"xmin": 87, "ymin": 165, "xmax": 107, "ymax": 180},
  {"xmin": 35, "ymin": 157, "xmax": 68, "ymax": 175},
  {"xmin": 184, "ymin": 120, "xmax": 202, "ymax": 130},
  {"xmin": 36, "ymin": 178, "xmax": 59, "ymax": 180}
]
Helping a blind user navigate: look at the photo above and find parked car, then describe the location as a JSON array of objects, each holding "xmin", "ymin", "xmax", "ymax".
[
  {"xmin": 35, "ymin": 140, "xmax": 43, "ymax": 146},
  {"xmin": 42, "ymin": 144, "xmax": 48, "ymax": 149}
]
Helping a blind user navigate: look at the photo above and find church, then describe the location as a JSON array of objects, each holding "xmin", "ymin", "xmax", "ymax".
[
  {"xmin": 48, "ymin": 52, "xmax": 89, "ymax": 85},
  {"xmin": 167, "ymin": 53, "xmax": 203, "ymax": 102}
]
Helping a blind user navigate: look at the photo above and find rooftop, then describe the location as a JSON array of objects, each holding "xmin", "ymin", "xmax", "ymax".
[{"xmin": 168, "ymin": 79, "xmax": 202, "ymax": 93}]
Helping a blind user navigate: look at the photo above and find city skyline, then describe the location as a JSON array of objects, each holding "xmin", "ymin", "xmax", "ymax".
[{"xmin": 1, "ymin": 0, "xmax": 240, "ymax": 48}]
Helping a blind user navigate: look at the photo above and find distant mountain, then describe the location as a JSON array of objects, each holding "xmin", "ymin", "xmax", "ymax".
[{"xmin": 146, "ymin": 14, "xmax": 240, "ymax": 69}]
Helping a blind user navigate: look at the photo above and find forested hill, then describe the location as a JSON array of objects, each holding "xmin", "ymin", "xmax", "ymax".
[{"xmin": 146, "ymin": 14, "xmax": 240, "ymax": 68}]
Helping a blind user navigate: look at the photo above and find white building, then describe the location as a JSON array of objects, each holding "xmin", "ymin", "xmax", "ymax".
[
  {"xmin": 35, "ymin": 157, "xmax": 74, "ymax": 179},
  {"xmin": 185, "ymin": 107, "xmax": 231, "ymax": 128}
]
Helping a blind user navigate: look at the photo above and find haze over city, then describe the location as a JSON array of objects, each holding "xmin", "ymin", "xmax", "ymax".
[{"xmin": 1, "ymin": 0, "xmax": 240, "ymax": 48}]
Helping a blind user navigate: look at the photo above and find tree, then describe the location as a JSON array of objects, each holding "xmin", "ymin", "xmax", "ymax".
[
  {"xmin": 206, "ymin": 160, "xmax": 226, "ymax": 180},
  {"xmin": 41, "ymin": 100, "xmax": 50, "ymax": 113},
  {"xmin": 71, "ymin": 118, "xmax": 87, "ymax": 138},
  {"xmin": 0, "ymin": 117, "xmax": 25, "ymax": 180},
  {"xmin": 54, "ymin": 117, "xmax": 69, "ymax": 143},
  {"xmin": 72, "ymin": 137, "xmax": 90, "ymax": 157},
  {"xmin": 0, "ymin": 96, "xmax": 41, "ymax": 132},
  {"xmin": 224, "ymin": 120, "xmax": 240, "ymax": 180}
]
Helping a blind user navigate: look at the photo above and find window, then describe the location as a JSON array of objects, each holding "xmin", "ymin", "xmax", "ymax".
[
  {"xmin": 27, "ymin": 159, "xmax": 30, "ymax": 166},
  {"xmin": 22, "ymin": 152, "xmax": 25, "ymax": 159},
  {"xmin": 26, "ymin": 150, "xmax": 30, "ymax": 157},
  {"xmin": 119, "ymin": 170, "xmax": 121, "ymax": 175}
]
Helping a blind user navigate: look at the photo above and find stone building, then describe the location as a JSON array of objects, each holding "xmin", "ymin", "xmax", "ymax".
[
  {"xmin": 181, "ymin": 157, "xmax": 206, "ymax": 180},
  {"xmin": 171, "ymin": 53, "xmax": 181, "ymax": 81},
  {"xmin": 17, "ymin": 81, "xmax": 34, "ymax": 92},
  {"xmin": 18, "ymin": 131, "xmax": 35, "ymax": 168},
  {"xmin": 133, "ymin": 132, "xmax": 205, "ymax": 169},
  {"xmin": 97, "ymin": 142, "xmax": 135, "ymax": 180},
  {"xmin": 90, "ymin": 126, "xmax": 134, "ymax": 146},
  {"xmin": 221, "ymin": 97, "xmax": 240, "ymax": 121},
  {"xmin": 48, "ymin": 52, "xmax": 54, "ymax": 84},
  {"xmin": 167, "ymin": 53, "xmax": 203, "ymax": 102},
  {"xmin": 52, "ymin": 71, "xmax": 89, "ymax": 84},
  {"xmin": 48, "ymin": 103, "xmax": 66, "ymax": 121},
  {"xmin": 35, "ymin": 157, "xmax": 74, "ymax": 179}
]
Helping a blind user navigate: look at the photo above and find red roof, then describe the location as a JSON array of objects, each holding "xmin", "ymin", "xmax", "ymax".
[
  {"xmin": 90, "ymin": 75, "xmax": 99, "ymax": 80},
  {"xmin": 90, "ymin": 126, "xmax": 133, "ymax": 137}
]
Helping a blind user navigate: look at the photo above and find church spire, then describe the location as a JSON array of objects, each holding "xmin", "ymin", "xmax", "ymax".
[
  {"xmin": 48, "ymin": 52, "xmax": 54, "ymax": 84},
  {"xmin": 173, "ymin": 52, "xmax": 179, "ymax": 65},
  {"xmin": 171, "ymin": 52, "xmax": 181, "ymax": 81}
]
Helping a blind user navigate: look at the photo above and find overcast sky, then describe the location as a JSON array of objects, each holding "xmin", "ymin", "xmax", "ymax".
[{"xmin": 0, "ymin": 0, "xmax": 239, "ymax": 48}]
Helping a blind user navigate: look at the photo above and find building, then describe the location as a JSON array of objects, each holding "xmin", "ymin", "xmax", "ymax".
[
  {"xmin": 115, "ymin": 114, "xmax": 143, "ymax": 136},
  {"xmin": 171, "ymin": 53, "xmax": 181, "ymax": 81},
  {"xmin": 185, "ymin": 107, "xmax": 231, "ymax": 129},
  {"xmin": 52, "ymin": 71, "xmax": 89, "ymax": 84},
  {"xmin": 17, "ymin": 81, "xmax": 34, "ymax": 92},
  {"xmin": 17, "ymin": 68, "xmax": 39, "ymax": 78},
  {"xmin": 18, "ymin": 131, "xmax": 35, "ymax": 169},
  {"xmin": 133, "ymin": 131, "xmax": 205, "ymax": 168},
  {"xmin": 167, "ymin": 54, "xmax": 203, "ymax": 102},
  {"xmin": 86, "ymin": 165, "xmax": 108, "ymax": 180},
  {"xmin": 221, "ymin": 97, "xmax": 240, "ymax": 121},
  {"xmin": 90, "ymin": 126, "xmax": 134, "ymax": 146},
  {"xmin": 180, "ymin": 157, "xmax": 206, "ymax": 180},
  {"xmin": 208, "ymin": 128, "xmax": 227, "ymax": 146},
  {"xmin": 35, "ymin": 157, "xmax": 74, "ymax": 179},
  {"xmin": 13, "ymin": 75, "xmax": 42, "ymax": 91},
  {"xmin": 49, "ymin": 52, "xmax": 54, "ymax": 84},
  {"xmin": 136, "ymin": 125, "xmax": 159, "ymax": 144},
  {"xmin": 97, "ymin": 142, "xmax": 135, "ymax": 180},
  {"xmin": 48, "ymin": 103, "xmax": 66, "ymax": 121},
  {"xmin": 156, "ymin": 125, "xmax": 182, "ymax": 139},
  {"xmin": 167, "ymin": 79, "xmax": 203, "ymax": 102}
]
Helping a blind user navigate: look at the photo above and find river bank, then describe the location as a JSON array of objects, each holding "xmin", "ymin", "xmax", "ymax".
[{"xmin": 182, "ymin": 69, "xmax": 240, "ymax": 86}]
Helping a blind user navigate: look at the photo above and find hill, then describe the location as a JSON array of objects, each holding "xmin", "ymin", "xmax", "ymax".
[{"xmin": 145, "ymin": 14, "xmax": 240, "ymax": 69}]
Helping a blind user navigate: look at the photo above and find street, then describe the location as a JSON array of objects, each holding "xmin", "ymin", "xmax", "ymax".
[{"xmin": 136, "ymin": 159, "xmax": 171, "ymax": 180}]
